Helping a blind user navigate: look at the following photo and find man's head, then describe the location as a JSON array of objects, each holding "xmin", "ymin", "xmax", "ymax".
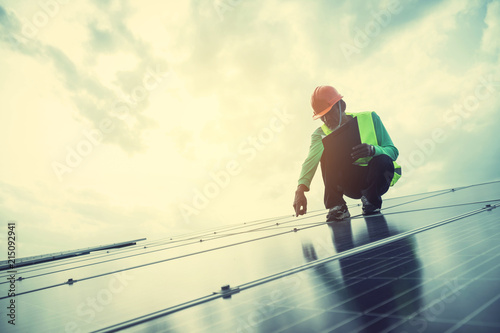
[{"xmin": 311, "ymin": 85, "xmax": 343, "ymax": 120}]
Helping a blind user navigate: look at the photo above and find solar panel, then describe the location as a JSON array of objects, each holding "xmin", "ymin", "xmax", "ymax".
[{"xmin": 1, "ymin": 181, "xmax": 500, "ymax": 332}]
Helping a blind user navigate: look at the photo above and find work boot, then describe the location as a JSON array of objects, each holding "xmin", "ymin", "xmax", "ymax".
[
  {"xmin": 326, "ymin": 204, "xmax": 350, "ymax": 221},
  {"xmin": 361, "ymin": 196, "xmax": 380, "ymax": 215}
]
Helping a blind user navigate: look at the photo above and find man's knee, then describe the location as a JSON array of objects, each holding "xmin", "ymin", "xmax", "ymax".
[
  {"xmin": 369, "ymin": 155, "xmax": 394, "ymax": 172},
  {"xmin": 368, "ymin": 155, "xmax": 394, "ymax": 187}
]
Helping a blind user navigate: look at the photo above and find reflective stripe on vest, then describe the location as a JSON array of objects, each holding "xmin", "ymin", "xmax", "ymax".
[{"xmin": 320, "ymin": 111, "xmax": 402, "ymax": 186}]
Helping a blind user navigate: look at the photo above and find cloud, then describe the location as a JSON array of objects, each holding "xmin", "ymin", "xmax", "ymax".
[
  {"xmin": 481, "ymin": 0, "xmax": 500, "ymax": 56},
  {"xmin": 87, "ymin": 22, "xmax": 117, "ymax": 53},
  {"xmin": 0, "ymin": 5, "xmax": 41, "ymax": 56},
  {"xmin": 0, "ymin": 3, "xmax": 169, "ymax": 154}
]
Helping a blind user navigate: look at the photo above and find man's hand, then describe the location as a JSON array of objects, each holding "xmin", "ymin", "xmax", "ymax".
[
  {"xmin": 351, "ymin": 144, "xmax": 375, "ymax": 161},
  {"xmin": 293, "ymin": 185, "xmax": 308, "ymax": 217}
]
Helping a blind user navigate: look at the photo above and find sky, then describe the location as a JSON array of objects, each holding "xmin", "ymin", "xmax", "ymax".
[{"xmin": 0, "ymin": 0, "xmax": 499, "ymax": 258}]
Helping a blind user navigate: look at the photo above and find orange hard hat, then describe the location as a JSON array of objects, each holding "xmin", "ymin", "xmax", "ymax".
[{"xmin": 311, "ymin": 85, "xmax": 343, "ymax": 120}]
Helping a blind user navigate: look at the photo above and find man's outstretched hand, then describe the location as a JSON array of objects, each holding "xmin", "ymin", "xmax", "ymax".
[
  {"xmin": 351, "ymin": 144, "xmax": 375, "ymax": 161},
  {"xmin": 293, "ymin": 185, "xmax": 308, "ymax": 217}
]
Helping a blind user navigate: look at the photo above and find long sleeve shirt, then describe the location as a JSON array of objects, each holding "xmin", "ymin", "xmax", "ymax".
[{"xmin": 297, "ymin": 111, "xmax": 398, "ymax": 191}]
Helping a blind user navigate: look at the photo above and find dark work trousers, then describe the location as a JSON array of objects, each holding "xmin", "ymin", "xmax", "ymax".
[{"xmin": 321, "ymin": 154, "xmax": 394, "ymax": 209}]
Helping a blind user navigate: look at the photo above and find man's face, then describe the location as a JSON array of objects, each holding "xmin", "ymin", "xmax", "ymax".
[{"xmin": 321, "ymin": 103, "xmax": 341, "ymax": 129}]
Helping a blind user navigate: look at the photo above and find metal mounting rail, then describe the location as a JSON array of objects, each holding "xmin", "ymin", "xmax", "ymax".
[{"xmin": 0, "ymin": 238, "xmax": 146, "ymax": 271}]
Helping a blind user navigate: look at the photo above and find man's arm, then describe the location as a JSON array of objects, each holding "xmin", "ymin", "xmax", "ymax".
[
  {"xmin": 294, "ymin": 128, "xmax": 324, "ymax": 216},
  {"xmin": 372, "ymin": 112, "xmax": 399, "ymax": 161},
  {"xmin": 297, "ymin": 128, "xmax": 324, "ymax": 190}
]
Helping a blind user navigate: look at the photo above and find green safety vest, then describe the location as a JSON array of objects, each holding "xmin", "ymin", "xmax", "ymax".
[{"xmin": 320, "ymin": 111, "xmax": 402, "ymax": 186}]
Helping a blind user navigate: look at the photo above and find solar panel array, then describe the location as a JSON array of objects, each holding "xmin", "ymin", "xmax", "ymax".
[{"xmin": 1, "ymin": 181, "xmax": 499, "ymax": 332}]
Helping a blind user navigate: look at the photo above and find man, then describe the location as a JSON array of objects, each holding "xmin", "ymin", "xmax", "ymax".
[{"xmin": 293, "ymin": 85, "xmax": 401, "ymax": 221}]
